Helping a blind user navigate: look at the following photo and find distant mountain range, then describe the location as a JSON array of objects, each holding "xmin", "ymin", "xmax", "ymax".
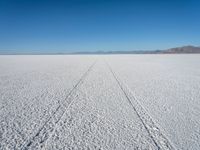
[
  {"xmin": 1, "ymin": 45, "xmax": 200, "ymax": 55},
  {"xmin": 72, "ymin": 45, "xmax": 200, "ymax": 54},
  {"xmin": 162, "ymin": 45, "xmax": 200, "ymax": 54}
]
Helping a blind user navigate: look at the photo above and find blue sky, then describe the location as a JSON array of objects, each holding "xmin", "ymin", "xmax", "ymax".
[{"xmin": 0, "ymin": 0, "xmax": 200, "ymax": 53}]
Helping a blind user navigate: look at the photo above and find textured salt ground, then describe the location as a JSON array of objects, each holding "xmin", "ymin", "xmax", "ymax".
[
  {"xmin": 0, "ymin": 55, "xmax": 96, "ymax": 149},
  {"xmin": 29, "ymin": 61, "xmax": 158, "ymax": 150},
  {"xmin": 1, "ymin": 55, "xmax": 199, "ymax": 150},
  {"xmin": 106, "ymin": 54, "xmax": 200, "ymax": 150}
]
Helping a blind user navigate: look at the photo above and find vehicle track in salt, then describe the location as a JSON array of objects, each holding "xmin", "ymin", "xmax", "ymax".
[
  {"xmin": 38, "ymin": 60, "xmax": 158, "ymax": 150},
  {"xmin": 105, "ymin": 60, "xmax": 176, "ymax": 150},
  {"xmin": 20, "ymin": 60, "xmax": 97, "ymax": 150}
]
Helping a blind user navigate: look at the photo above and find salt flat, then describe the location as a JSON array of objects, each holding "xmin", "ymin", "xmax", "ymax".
[
  {"xmin": 107, "ymin": 54, "xmax": 200, "ymax": 150},
  {"xmin": 0, "ymin": 55, "xmax": 200, "ymax": 150}
]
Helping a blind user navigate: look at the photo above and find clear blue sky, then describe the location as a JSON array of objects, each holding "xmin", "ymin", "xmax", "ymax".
[{"xmin": 0, "ymin": 0, "xmax": 200, "ymax": 53}]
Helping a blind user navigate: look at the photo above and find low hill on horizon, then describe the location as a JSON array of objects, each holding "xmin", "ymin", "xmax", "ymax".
[
  {"xmin": 72, "ymin": 45, "xmax": 200, "ymax": 54},
  {"xmin": 1, "ymin": 45, "xmax": 200, "ymax": 55},
  {"xmin": 163, "ymin": 45, "xmax": 200, "ymax": 54}
]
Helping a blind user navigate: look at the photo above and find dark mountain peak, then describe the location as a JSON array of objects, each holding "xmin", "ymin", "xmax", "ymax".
[{"xmin": 165, "ymin": 45, "xmax": 200, "ymax": 53}]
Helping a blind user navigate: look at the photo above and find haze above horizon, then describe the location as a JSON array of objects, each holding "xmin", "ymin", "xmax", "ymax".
[{"xmin": 0, "ymin": 0, "xmax": 200, "ymax": 53}]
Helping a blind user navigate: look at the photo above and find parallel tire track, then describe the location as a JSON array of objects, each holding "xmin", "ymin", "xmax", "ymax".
[
  {"xmin": 105, "ymin": 60, "xmax": 176, "ymax": 150},
  {"xmin": 20, "ymin": 61, "xmax": 97, "ymax": 150}
]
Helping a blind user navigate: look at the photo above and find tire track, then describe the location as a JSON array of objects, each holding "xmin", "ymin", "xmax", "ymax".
[
  {"xmin": 43, "ymin": 60, "xmax": 158, "ymax": 150},
  {"xmin": 20, "ymin": 60, "xmax": 97, "ymax": 150},
  {"xmin": 105, "ymin": 60, "xmax": 176, "ymax": 150}
]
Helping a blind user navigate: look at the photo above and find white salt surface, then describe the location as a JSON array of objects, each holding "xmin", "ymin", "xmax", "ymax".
[{"xmin": 0, "ymin": 55, "xmax": 200, "ymax": 150}]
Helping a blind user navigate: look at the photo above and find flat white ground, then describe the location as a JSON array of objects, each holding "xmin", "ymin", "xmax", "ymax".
[{"xmin": 0, "ymin": 55, "xmax": 200, "ymax": 150}]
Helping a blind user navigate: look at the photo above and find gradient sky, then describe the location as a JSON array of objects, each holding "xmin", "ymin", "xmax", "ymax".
[{"xmin": 0, "ymin": 0, "xmax": 200, "ymax": 53}]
